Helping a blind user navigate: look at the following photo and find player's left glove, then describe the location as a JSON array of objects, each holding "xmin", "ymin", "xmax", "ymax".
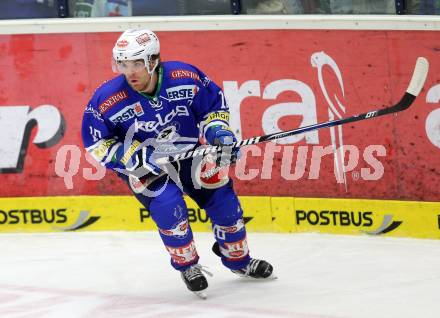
[
  {"xmin": 204, "ymin": 125, "xmax": 240, "ymax": 164},
  {"xmin": 125, "ymin": 145, "xmax": 162, "ymax": 177}
]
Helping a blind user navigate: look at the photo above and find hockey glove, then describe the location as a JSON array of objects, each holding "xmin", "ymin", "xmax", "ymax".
[
  {"xmin": 204, "ymin": 125, "xmax": 240, "ymax": 164},
  {"xmin": 125, "ymin": 146, "xmax": 162, "ymax": 177}
]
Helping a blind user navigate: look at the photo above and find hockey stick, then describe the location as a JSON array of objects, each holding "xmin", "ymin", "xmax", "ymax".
[{"xmin": 157, "ymin": 57, "xmax": 429, "ymax": 165}]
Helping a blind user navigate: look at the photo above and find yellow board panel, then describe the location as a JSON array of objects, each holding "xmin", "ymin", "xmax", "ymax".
[
  {"xmin": 240, "ymin": 196, "xmax": 272, "ymax": 232},
  {"xmin": 0, "ymin": 196, "xmax": 439, "ymax": 239},
  {"xmin": 271, "ymin": 197, "xmax": 295, "ymax": 233},
  {"xmin": 182, "ymin": 196, "xmax": 272, "ymax": 232},
  {"xmin": 0, "ymin": 195, "xmax": 272, "ymax": 233},
  {"xmin": 293, "ymin": 198, "xmax": 440, "ymax": 239},
  {"xmin": 0, "ymin": 196, "xmax": 154, "ymax": 232}
]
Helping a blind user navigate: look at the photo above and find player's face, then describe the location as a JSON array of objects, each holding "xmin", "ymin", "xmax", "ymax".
[{"xmin": 116, "ymin": 60, "xmax": 153, "ymax": 92}]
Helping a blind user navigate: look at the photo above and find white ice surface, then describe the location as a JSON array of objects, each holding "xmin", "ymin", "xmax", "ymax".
[{"xmin": 0, "ymin": 231, "xmax": 439, "ymax": 318}]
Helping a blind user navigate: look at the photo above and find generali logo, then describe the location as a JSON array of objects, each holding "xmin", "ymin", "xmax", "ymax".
[
  {"xmin": 98, "ymin": 90, "xmax": 128, "ymax": 113},
  {"xmin": 170, "ymin": 70, "xmax": 201, "ymax": 82}
]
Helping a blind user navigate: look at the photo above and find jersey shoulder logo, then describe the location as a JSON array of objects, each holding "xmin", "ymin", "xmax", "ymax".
[
  {"xmin": 170, "ymin": 69, "xmax": 201, "ymax": 82},
  {"xmin": 84, "ymin": 104, "xmax": 104, "ymax": 122},
  {"xmin": 98, "ymin": 90, "xmax": 128, "ymax": 114}
]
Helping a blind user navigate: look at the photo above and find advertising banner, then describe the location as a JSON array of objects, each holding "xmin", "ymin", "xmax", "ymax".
[
  {"xmin": 1, "ymin": 195, "xmax": 439, "ymax": 239},
  {"xmin": 0, "ymin": 29, "xmax": 439, "ymax": 201}
]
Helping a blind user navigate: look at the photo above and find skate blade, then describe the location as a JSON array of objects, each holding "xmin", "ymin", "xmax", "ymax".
[
  {"xmin": 193, "ymin": 290, "xmax": 207, "ymax": 299},
  {"xmin": 267, "ymin": 273, "xmax": 278, "ymax": 280},
  {"xmin": 235, "ymin": 272, "xmax": 278, "ymax": 280}
]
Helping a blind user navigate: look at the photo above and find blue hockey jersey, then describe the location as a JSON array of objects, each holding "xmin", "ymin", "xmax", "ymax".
[{"xmin": 82, "ymin": 61, "xmax": 229, "ymax": 171}]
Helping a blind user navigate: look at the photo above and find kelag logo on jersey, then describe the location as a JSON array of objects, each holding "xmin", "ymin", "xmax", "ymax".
[
  {"xmin": 109, "ymin": 101, "xmax": 144, "ymax": 124},
  {"xmin": 166, "ymin": 85, "xmax": 199, "ymax": 101},
  {"xmin": 134, "ymin": 105, "xmax": 190, "ymax": 133}
]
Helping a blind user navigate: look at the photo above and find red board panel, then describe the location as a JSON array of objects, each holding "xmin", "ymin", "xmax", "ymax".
[{"xmin": 0, "ymin": 30, "xmax": 438, "ymax": 200}]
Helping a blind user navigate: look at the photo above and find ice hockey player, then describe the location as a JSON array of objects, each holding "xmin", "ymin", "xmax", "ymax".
[{"xmin": 81, "ymin": 28, "xmax": 275, "ymax": 299}]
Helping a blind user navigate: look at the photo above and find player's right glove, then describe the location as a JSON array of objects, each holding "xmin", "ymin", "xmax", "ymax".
[{"xmin": 204, "ymin": 124, "xmax": 241, "ymax": 164}]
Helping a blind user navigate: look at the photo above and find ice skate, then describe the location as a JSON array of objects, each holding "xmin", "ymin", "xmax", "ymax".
[
  {"xmin": 232, "ymin": 258, "xmax": 277, "ymax": 279},
  {"xmin": 212, "ymin": 242, "xmax": 276, "ymax": 279},
  {"xmin": 180, "ymin": 264, "xmax": 212, "ymax": 299}
]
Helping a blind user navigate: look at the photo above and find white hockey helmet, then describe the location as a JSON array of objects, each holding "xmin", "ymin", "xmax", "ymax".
[{"xmin": 112, "ymin": 29, "xmax": 160, "ymax": 74}]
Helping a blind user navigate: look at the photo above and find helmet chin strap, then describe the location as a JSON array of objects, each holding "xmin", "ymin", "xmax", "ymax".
[{"xmin": 142, "ymin": 59, "xmax": 159, "ymax": 94}]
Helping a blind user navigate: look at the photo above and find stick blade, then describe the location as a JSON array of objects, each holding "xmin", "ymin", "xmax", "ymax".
[{"xmin": 406, "ymin": 57, "xmax": 429, "ymax": 97}]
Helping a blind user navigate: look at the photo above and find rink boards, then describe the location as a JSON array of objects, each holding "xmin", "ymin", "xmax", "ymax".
[
  {"xmin": 0, "ymin": 195, "xmax": 439, "ymax": 239},
  {"xmin": 0, "ymin": 17, "xmax": 439, "ymax": 240},
  {"xmin": 0, "ymin": 21, "xmax": 439, "ymax": 202}
]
